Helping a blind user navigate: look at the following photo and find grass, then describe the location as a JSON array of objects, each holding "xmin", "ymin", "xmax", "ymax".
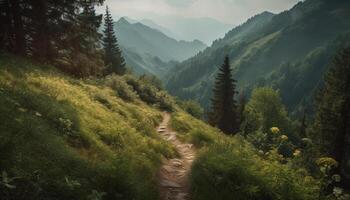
[
  {"xmin": 170, "ymin": 111, "xmax": 320, "ymax": 200},
  {"xmin": 0, "ymin": 54, "xmax": 321, "ymax": 200},
  {"xmin": 0, "ymin": 54, "xmax": 177, "ymax": 200}
]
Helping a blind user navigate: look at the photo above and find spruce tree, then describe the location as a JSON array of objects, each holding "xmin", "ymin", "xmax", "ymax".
[
  {"xmin": 314, "ymin": 47, "xmax": 350, "ymax": 178},
  {"xmin": 209, "ymin": 56, "xmax": 239, "ymax": 134},
  {"xmin": 102, "ymin": 6, "xmax": 126, "ymax": 75}
]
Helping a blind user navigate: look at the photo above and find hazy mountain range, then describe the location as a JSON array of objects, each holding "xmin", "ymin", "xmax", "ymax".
[
  {"xmin": 111, "ymin": 15, "xmax": 233, "ymax": 45},
  {"xmin": 114, "ymin": 17, "xmax": 207, "ymax": 76},
  {"xmin": 165, "ymin": 0, "xmax": 350, "ymax": 114}
]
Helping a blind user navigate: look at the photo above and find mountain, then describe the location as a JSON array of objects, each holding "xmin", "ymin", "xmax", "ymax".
[
  {"xmin": 123, "ymin": 17, "xmax": 178, "ymax": 39},
  {"xmin": 139, "ymin": 19, "xmax": 181, "ymax": 40},
  {"xmin": 114, "ymin": 17, "xmax": 207, "ymax": 76},
  {"xmin": 121, "ymin": 47, "xmax": 177, "ymax": 76},
  {"xmin": 154, "ymin": 16, "xmax": 233, "ymax": 45},
  {"xmin": 166, "ymin": 0, "xmax": 350, "ymax": 114}
]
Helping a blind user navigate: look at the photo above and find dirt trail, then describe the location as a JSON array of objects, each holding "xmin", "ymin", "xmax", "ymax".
[{"xmin": 157, "ymin": 113, "xmax": 196, "ymax": 200}]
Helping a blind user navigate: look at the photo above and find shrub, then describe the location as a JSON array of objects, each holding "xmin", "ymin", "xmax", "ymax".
[
  {"xmin": 179, "ymin": 100, "xmax": 204, "ymax": 119},
  {"xmin": 188, "ymin": 130, "xmax": 215, "ymax": 147},
  {"xmin": 105, "ymin": 75, "xmax": 138, "ymax": 102},
  {"xmin": 191, "ymin": 140, "xmax": 320, "ymax": 200}
]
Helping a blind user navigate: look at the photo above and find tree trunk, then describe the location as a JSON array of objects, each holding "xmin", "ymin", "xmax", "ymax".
[
  {"xmin": 9, "ymin": 0, "xmax": 26, "ymax": 55},
  {"xmin": 31, "ymin": 0, "xmax": 50, "ymax": 61}
]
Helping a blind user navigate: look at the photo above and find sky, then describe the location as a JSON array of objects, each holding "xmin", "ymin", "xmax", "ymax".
[
  {"xmin": 96, "ymin": 0, "xmax": 301, "ymax": 44},
  {"xmin": 98, "ymin": 0, "xmax": 300, "ymax": 25}
]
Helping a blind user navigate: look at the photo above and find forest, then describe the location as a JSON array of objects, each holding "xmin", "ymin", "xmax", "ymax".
[{"xmin": 0, "ymin": 0, "xmax": 349, "ymax": 200}]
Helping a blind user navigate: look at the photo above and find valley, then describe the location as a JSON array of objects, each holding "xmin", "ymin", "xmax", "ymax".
[{"xmin": 1, "ymin": 0, "xmax": 350, "ymax": 199}]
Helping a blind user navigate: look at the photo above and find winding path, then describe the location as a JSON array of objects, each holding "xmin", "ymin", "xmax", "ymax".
[{"xmin": 157, "ymin": 113, "xmax": 196, "ymax": 200}]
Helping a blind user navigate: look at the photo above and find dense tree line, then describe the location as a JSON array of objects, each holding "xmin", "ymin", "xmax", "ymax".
[
  {"xmin": 313, "ymin": 46, "xmax": 350, "ymax": 186},
  {"xmin": 0, "ymin": 0, "xmax": 125, "ymax": 77},
  {"xmin": 210, "ymin": 46, "xmax": 350, "ymax": 194}
]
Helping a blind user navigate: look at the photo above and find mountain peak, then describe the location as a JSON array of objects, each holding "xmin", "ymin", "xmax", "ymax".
[{"xmin": 117, "ymin": 17, "xmax": 130, "ymax": 25}]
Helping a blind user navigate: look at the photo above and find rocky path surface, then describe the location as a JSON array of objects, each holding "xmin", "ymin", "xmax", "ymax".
[{"xmin": 157, "ymin": 113, "xmax": 196, "ymax": 200}]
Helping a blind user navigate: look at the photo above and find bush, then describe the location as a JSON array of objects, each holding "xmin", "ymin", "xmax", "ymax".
[
  {"xmin": 191, "ymin": 140, "xmax": 320, "ymax": 200},
  {"xmin": 105, "ymin": 75, "xmax": 138, "ymax": 102},
  {"xmin": 124, "ymin": 75, "xmax": 174, "ymax": 111},
  {"xmin": 179, "ymin": 100, "xmax": 204, "ymax": 119},
  {"xmin": 188, "ymin": 130, "xmax": 215, "ymax": 147}
]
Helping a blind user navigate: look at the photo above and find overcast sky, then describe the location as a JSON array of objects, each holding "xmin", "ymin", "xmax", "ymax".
[{"xmin": 99, "ymin": 0, "xmax": 300, "ymax": 25}]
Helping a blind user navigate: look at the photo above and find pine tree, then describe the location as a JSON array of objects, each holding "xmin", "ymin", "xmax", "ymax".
[
  {"xmin": 31, "ymin": 0, "xmax": 53, "ymax": 61},
  {"xmin": 209, "ymin": 56, "xmax": 239, "ymax": 134},
  {"xmin": 102, "ymin": 6, "xmax": 126, "ymax": 75},
  {"xmin": 314, "ymin": 47, "xmax": 350, "ymax": 179}
]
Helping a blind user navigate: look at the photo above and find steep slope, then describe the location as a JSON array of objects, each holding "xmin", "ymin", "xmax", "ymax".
[
  {"xmin": 0, "ymin": 55, "xmax": 178, "ymax": 200},
  {"xmin": 0, "ymin": 55, "xmax": 323, "ymax": 200},
  {"xmin": 121, "ymin": 47, "xmax": 177, "ymax": 76},
  {"xmin": 114, "ymin": 18, "xmax": 207, "ymax": 76},
  {"xmin": 166, "ymin": 0, "xmax": 350, "ymax": 113}
]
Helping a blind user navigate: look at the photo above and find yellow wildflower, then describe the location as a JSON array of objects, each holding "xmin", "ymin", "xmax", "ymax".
[
  {"xmin": 316, "ymin": 157, "xmax": 338, "ymax": 168},
  {"xmin": 293, "ymin": 149, "xmax": 301, "ymax": 157},
  {"xmin": 270, "ymin": 127, "xmax": 280, "ymax": 134},
  {"xmin": 281, "ymin": 135, "xmax": 288, "ymax": 141}
]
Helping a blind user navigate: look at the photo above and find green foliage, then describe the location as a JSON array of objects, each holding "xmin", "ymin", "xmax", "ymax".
[
  {"xmin": 179, "ymin": 100, "xmax": 204, "ymax": 119},
  {"xmin": 191, "ymin": 141, "xmax": 319, "ymax": 200},
  {"xmin": 104, "ymin": 75, "xmax": 138, "ymax": 102},
  {"xmin": 241, "ymin": 87, "xmax": 299, "ymax": 156},
  {"xmin": 2, "ymin": 0, "xmax": 106, "ymax": 77},
  {"xmin": 188, "ymin": 130, "xmax": 215, "ymax": 147},
  {"xmin": 170, "ymin": 112, "xmax": 319, "ymax": 200},
  {"xmin": 0, "ymin": 55, "xmax": 177, "ymax": 200},
  {"xmin": 166, "ymin": 0, "xmax": 350, "ymax": 114},
  {"xmin": 103, "ymin": 6, "xmax": 126, "ymax": 75},
  {"xmin": 124, "ymin": 75, "xmax": 175, "ymax": 111},
  {"xmin": 209, "ymin": 56, "xmax": 239, "ymax": 134},
  {"xmin": 242, "ymin": 87, "xmax": 291, "ymax": 133},
  {"xmin": 312, "ymin": 46, "xmax": 350, "ymax": 186}
]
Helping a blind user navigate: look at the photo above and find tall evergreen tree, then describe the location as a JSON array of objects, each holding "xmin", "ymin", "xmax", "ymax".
[
  {"xmin": 209, "ymin": 56, "xmax": 239, "ymax": 134},
  {"xmin": 314, "ymin": 46, "xmax": 350, "ymax": 180},
  {"xmin": 64, "ymin": 1, "xmax": 104, "ymax": 77},
  {"xmin": 102, "ymin": 6, "xmax": 126, "ymax": 75},
  {"xmin": 1, "ymin": 0, "xmax": 105, "ymax": 77}
]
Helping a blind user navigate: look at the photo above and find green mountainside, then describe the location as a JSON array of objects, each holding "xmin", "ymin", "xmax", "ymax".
[{"xmin": 166, "ymin": 0, "xmax": 350, "ymax": 113}]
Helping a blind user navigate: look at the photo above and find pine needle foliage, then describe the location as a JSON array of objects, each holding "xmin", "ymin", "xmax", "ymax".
[
  {"xmin": 102, "ymin": 6, "xmax": 126, "ymax": 75},
  {"xmin": 209, "ymin": 56, "xmax": 239, "ymax": 135}
]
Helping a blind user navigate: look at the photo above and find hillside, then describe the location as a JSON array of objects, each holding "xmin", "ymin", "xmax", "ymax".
[
  {"xmin": 0, "ymin": 55, "xmax": 178, "ymax": 200},
  {"xmin": 114, "ymin": 18, "xmax": 207, "ymax": 76},
  {"xmin": 0, "ymin": 55, "xmax": 321, "ymax": 200},
  {"xmin": 166, "ymin": 0, "xmax": 350, "ymax": 113}
]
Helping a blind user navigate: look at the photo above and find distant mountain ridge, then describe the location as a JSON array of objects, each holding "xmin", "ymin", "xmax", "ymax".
[
  {"xmin": 114, "ymin": 17, "xmax": 207, "ymax": 76},
  {"xmin": 166, "ymin": 0, "xmax": 350, "ymax": 114},
  {"xmin": 115, "ymin": 17, "xmax": 207, "ymax": 62}
]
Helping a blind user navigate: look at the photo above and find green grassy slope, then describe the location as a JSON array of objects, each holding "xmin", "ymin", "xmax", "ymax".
[
  {"xmin": 0, "ymin": 55, "xmax": 177, "ymax": 200},
  {"xmin": 170, "ymin": 112, "xmax": 320, "ymax": 200},
  {"xmin": 0, "ymin": 54, "xmax": 321, "ymax": 200}
]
